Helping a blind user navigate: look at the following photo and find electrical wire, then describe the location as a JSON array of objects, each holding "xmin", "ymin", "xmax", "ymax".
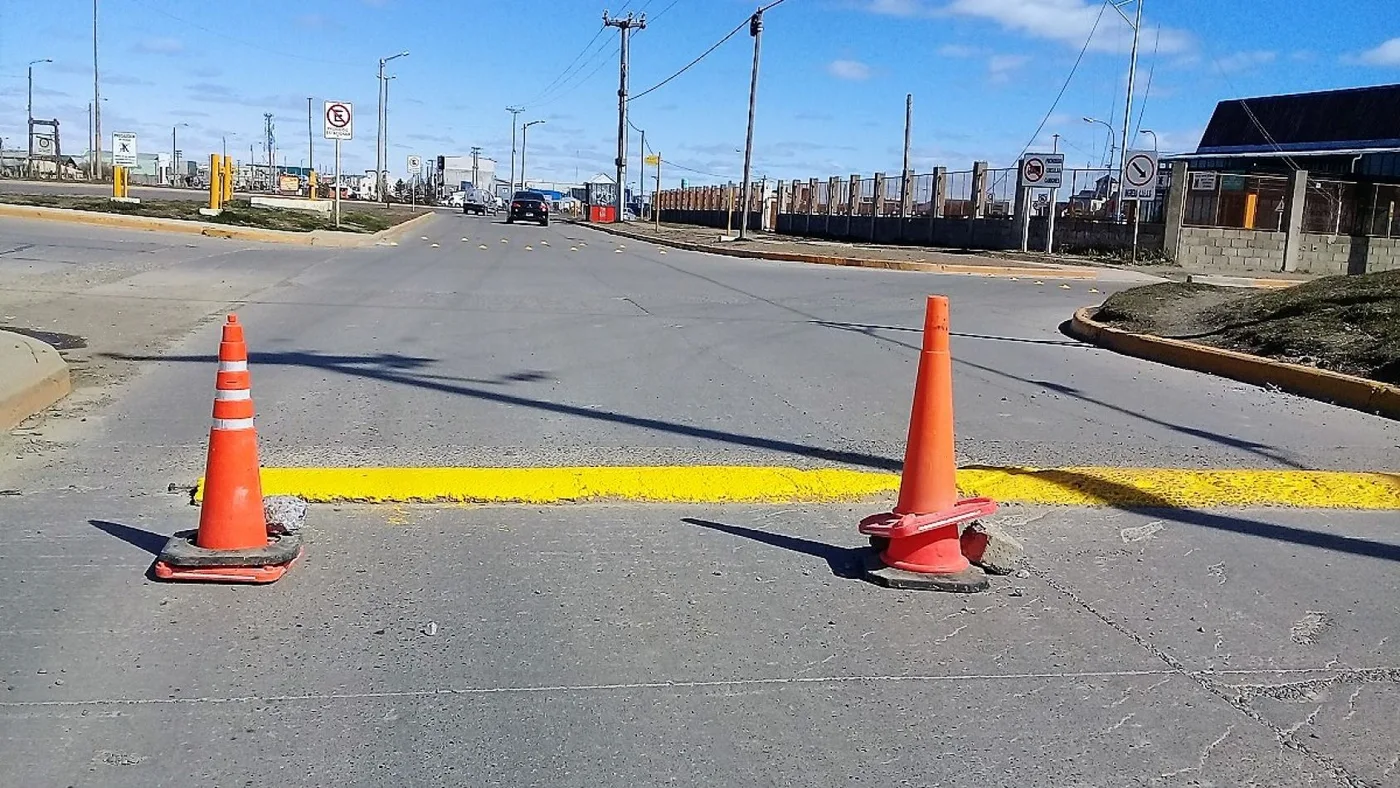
[
  {"xmin": 529, "ymin": 41, "xmax": 620, "ymax": 109},
  {"xmin": 520, "ymin": 24, "xmax": 607, "ymax": 106},
  {"xmin": 1131, "ymin": 25, "xmax": 1160, "ymax": 141},
  {"xmin": 1014, "ymin": 0, "xmax": 1108, "ymax": 161},
  {"xmin": 627, "ymin": 16, "xmax": 749, "ymax": 103}
]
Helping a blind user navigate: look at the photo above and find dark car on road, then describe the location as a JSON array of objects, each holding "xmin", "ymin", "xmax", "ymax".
[
  {"xmin": 507, "ymin": 191, "xmax": 550, "ymax": 226},
  {"xmin": 463, "ymin": 190, "xmax": 489, "ymax": 215}
]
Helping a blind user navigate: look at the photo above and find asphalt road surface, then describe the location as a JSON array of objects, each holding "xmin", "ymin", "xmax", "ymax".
[{"xmin": 1, "ymin": 212, "xmax": 1397, "ymax": 787}]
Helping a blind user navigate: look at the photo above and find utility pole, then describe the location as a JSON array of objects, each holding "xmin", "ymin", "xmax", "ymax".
[
  {"xmin": 506, "ymin": 106, "xmax": 523, "ymax": 194},
  {"xmin": 471, "ymin": 146, "xmax": 481, "ymax": 191},
  {"xmin": 1113, "ymin": 0, "xmax": 1142, "ymax": 222},
  {"xmin": 900, "ymin": 92, "xmax": 912, "ymax": 217},
  {"xmin": 382, "ymin": 75, "xmax": 396, "ymax": 204},
  {"xmin": 264, "ymin": 113, "xmax": 275, "ymax": 191},
  {"xmin": 92, "ymin": 0, "xmax": 101, "ymax": 180},
  {"xmin": 638, "ymin": 128, "xmax": 645, "ymax": 215},
  {"xmin": 306, "ymin": 97, "xmax": 314, "ymax": 175},
  {"xmin": 737, "ymin": 7, "xmax": 764, "ymax": 239},
  {"xmin": 605, "ymin": 10, "xmax": 645, "ymax": 221},
  {"xmin": 521, "ymin": 119, "xmax": 545, "ymax": 193}
]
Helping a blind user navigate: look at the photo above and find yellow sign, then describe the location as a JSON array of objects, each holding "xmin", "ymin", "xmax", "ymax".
[{"xmin": 644, "ymin": 154, "xmax": 660, "ymax": 166}]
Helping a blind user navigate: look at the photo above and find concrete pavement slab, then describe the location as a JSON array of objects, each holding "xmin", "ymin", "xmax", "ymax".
[
  {"xmin": 11, "ymin": 210, "xmax": 1392, "ymax": 501},
  {"xmin": 3, "ymin": 499, "xmax": 1384, "ymax": 786}
]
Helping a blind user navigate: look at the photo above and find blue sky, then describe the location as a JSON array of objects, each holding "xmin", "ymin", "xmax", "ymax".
[{"xmin": 1, "ymin": 0, "xmax": 1398, "ymax": 186}]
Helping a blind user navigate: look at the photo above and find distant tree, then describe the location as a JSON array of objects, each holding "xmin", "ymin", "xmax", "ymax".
[{"xmin": 393, "ymin": 178, "xmax": 407, "ymax": 199}]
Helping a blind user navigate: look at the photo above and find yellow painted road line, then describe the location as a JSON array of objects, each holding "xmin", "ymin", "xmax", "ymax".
[{"xmin": 194, "ymin": 466, "xmax": 1400, "ymax": 508}]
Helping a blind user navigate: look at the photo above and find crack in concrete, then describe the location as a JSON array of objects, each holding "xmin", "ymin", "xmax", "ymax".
[
  {"xmin": 1026, "ymin": 560, "xmax": 1374, "ymax": 787},
  {"xmin": 1222, "ymin": 668, "xmax": 1400, "ymax": 704},
  {"xmin": 1160, "ymin": 724, "xmax": 1234, "ymax": 779}
]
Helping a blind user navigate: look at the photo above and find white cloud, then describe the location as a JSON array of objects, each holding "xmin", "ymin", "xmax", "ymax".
[
  {"xmin": 937, "ymin": 44, "xmax": 981, "ymax": 57},
  {"xmin": 943, "ymin": 0, "xmax": 1192, "ymax": 54},
  {"xmin": 862, "ymin": 0, "xmax": 930, "ymax": 16},
  {"xmin": 1354, "ymin": 37, "xmax": 1400, "ymax": 66},
  {"xmin": 1213, "ymin": 50, "xmax": 1276, "ymax": 73},
  {"xmin": 827, "ymin": 59, "xmax": 873, "ymax": 80},
  {"xmin": 133, "ymin": 37, "xmax": 184, "ymax": 55},
  {"xmin": 987, "ymin": 54, "xmax": 1030, "ymax": 83}
]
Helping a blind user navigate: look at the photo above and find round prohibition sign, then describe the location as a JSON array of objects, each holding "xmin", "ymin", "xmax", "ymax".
[
  {"xmin": 325, "ymin": 103, "xmax": 352, "ymax": 129},
  {"xmin": 1023, "ymin": 158, "xmax": 1046, "ymax": 184},
  {"xmin": 1125, "ymin": 153, "xmax": 1156, "ymax": 187}
]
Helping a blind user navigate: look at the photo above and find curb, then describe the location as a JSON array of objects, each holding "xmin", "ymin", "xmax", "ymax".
[
  {"xmin": 1185, "ymin": 273, "xmax": 1303, "ymax": 289},
  {"xmin": 0, "ymin": 330, "xmax": 71, "ymax": 431},
  {"xmin": 193, "ymin": 466, "xmax": 1400, "ymax": 509},
  {"xmin": 574, "ymin": 221, "xmax": 1099, "ymax": 280},
  {"xmin": 1069, "ymin": 307, "xmax": 1400, "ymax": 419},
  {"xmin": 0, "ymin": 202, "xmax": 435, "ymax": 247}
]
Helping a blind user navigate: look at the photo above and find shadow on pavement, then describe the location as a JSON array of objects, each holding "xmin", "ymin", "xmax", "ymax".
[
  {"xmin": 979, "ymin": 466, "xmax": 1400, "ymax": 564},
  {"xmin": 89, "ymin": 519, "xmax": 166, "ymax": 556},
  {"xmin": 817, "ymin": 319, "xmax": 1085, "ymax": 347},
  {"xmin": 682, "ymin": 517, "xmax": 868, "ymax": 579},
  {"xmin": 101, "ymin": 350, "xmax": 904, "ymax": 472}
]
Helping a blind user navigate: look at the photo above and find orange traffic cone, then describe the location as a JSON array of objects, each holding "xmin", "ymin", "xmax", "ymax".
[
  {"xmin": 154, "ymin": 315, "xmax": 300, "ymax": 583},
  {"xmin": 859, "ymin": 295, "xmax": 997, "ymax": 592}
]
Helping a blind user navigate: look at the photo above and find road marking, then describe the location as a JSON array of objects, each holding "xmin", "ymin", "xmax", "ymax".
[
  {"xmin": 479, "ymin": 244, "xmax": 488, "ymax": 250},
  {"xmin": 191, "ymin": 467, "xmax": 1400, "ymax": 508},
  {"xmin": 525, "ymin": 245, "xmax": 534, "ymax": 251},
  {"xmin": 500, "ymin": 239, "xmax": 508, "ymax": 243},
  {"xmin": 431, "ymin": 243, "xmax": 440, "ymax": 248},
  {"xmin": 461, "ymin": 237, "xmax": 468, "ymax": 242}
]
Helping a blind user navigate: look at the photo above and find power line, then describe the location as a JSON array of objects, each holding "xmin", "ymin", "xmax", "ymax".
[
  {"xmin": 1014, "ymin": 0, "xmax": 1108, "ymax": 160},
  {"xmin": 529, "ymin": 41, "xmax": 619, "ymax": 110},
  {"xmin": 649, "ymin": 0, "xmax": 687, "ymax": 23},
  {"xmin": 1131, "ymin": 24, "xmax": 1160, "ymax": 141},
  {"xmin": 520, "ymin": 23, "xmax": 607, "ymax": 106},
  {"xmin": 627, "ymin": 15, "xmax": 748, "ymax": 103}
]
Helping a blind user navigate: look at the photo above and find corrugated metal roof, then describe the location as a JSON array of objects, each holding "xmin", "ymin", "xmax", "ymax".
[{"xmin": 1196, "ymin": 83, "xmax": 1400, "ymax": 155}]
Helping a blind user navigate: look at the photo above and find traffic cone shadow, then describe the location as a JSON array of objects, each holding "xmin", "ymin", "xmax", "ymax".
[
  {"xmin": 858, "ymin": 295, "xmax": 998, "ymax": 593},
  {"xmin": 153, "ymin": 315, "xmax": 301, "ymax": 584}
]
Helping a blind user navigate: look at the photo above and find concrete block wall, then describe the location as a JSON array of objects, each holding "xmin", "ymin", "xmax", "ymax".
[
  {"xmin": 1175, "ymin": 227, "xmax": 1286, "ymax": 273},
  {"xmin": 1292, "ymin": 233, "xmax": 1400, "ymax": 275},
  {"xmin": 1053, "ymin": 218, "xmax": 1165, "ymax": 255}
]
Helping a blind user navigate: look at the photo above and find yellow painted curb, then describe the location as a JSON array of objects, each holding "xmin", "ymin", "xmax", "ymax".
[
  {"xmin": 194, "ymin": 466, "xmax": 1400, "ymax": 508},
  {"xmin": 577, "ymin": 221, "xmax": 1098, "ymax": 280},
  {"xmin": 1070, "ymin": 307, "xmax": 1400, "ymax": 420}
]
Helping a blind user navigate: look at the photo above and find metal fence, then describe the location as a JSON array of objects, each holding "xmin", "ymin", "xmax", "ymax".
[
  {"xmin": 1182, "ymin": 173, "xmax": 1382, "ymax": 235},
  {"xmin": 1361, "ymin": 183, "xmax": 1400, "ymax": 237}
]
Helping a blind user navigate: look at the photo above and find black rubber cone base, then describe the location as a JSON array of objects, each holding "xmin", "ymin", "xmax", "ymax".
[{"xmin": 860, "ymin": 550, "xmax": 990, "ymax": 593}]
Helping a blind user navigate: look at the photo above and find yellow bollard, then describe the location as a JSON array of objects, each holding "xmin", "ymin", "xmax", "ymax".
[
  {"xmin": 209, "ymin": 154, "xmax": 223, "ymax": 210},
  {"xmin": 111, "ymin": 166, "xmax": 121, "ymax": 198},
  {"xmin": 308, "ymin": 170, "xmax": 318, "ymax": 200}
]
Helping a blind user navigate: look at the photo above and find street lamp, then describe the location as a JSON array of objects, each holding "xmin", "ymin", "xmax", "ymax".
[
  {"xmin": 1137, "ymin": 128, "xmax": 1159, "ymax": 152},
  {"xmin": 27, "ymin": 58, "xmax": 52, "ymax": 175},
  {"xmin": 382, "ymin": 74, "xmax": 398, "ymax": 202},
  {"xmin": 1082, "ymin": 117, "xmax": 1115, "ymax": 167},
  {"xmin": 171, "ymin": 122, "xmax": 189, "ymax": 186},
  {"xmin": 520, "ymin": 119, "xmax": 545, "ymax": 193},
  {"xmin": 376, "ymin": 50, "xmax": 409, "ymax": 202},
  {"xmin": 222, "ymin": 132, "xmax": 236, "ymax": 161}
]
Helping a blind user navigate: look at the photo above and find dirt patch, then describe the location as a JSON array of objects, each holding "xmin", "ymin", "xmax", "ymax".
[
  {"xmin": 0, "ymin": 194, "xmax": 422, "ymax": 234},
  {"xmin": 1094, "ymin": 270, "xmax": 1400, "ymax": 383}
]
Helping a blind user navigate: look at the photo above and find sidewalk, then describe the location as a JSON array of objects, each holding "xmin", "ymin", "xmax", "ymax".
[{"xmin": 583, "ymin": 221, "xmax": 1116, "ymax": 279}]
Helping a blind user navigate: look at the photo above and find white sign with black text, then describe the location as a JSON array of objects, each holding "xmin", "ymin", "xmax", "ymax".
[
  {"xmin": 1018, "ymin": 153, "xmax": 1065, "ymax": 189},
  {"xmin": 1190, "ymin": 171, "xmax": 1218, "ymax": 191},
  {"xmin": 1122, "ymin": 150, "xmax": 1159, "ymax": 201},
  {"xmin": 112, "ymin": 132, "xmax": 138, "ymax": 167},
  {"xmin": 323, "ymin": 101, "xmax": 353, "ymax": 141}
]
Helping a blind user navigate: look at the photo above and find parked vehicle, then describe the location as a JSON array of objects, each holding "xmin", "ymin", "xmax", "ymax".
[
  {"xmin": 507, "ymin": 191, "xmax": 550, "ymax": 226},
  {"xmin": 463, "ymin": 189, "xmax": 489, "ymax": 215}
]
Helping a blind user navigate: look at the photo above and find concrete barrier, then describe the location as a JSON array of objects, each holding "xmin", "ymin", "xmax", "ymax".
[
  {"xmin": 0, "ymin": 330, "xmax": 70, "ymax": 430},
  {"xmin": 251, "ymin": 195, "xmax": 333, "ymax": 214}
]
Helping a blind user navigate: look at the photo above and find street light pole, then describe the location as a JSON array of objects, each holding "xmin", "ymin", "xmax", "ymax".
[
  {"xmin": 1111, "ymin": 0, "xmax": 1143, "ymax": 222},
  {"xmin": 520, "ymin": 119, "xmax": 545, "ymax": 194},
  {"xmin": 93, "ymin": 0, "xmax": 101, "ymax": 180},
  {"xmin": 382, "ymin": 75, "xmax": 397, "ymax": 203},
  {"xmin": 506, "ymin": 106, "xmax": 523, "ymax": 194},
  {"xmin": 1138, "ymin": 128, "xmax": 1159, "ymax": 152},
  {"xmin": 376, "ymin": 50, "xmax": 408, "ymax": 203}
]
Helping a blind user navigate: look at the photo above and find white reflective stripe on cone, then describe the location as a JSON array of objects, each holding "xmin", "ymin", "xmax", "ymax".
[
  {"xmin": 211, "ymin": 417, "xmax": 256, "ymax": 431},
  {"xmin": 218, "ymin": 360, "xmax": 248, "ymax": 372},
  {"xmin": 213, "ymin": 389, "xmax": 252, "ymax": 401}
]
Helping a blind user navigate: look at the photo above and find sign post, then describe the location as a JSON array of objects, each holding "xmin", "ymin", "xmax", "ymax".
[
  {"xmin": 1018, "ymin": 153, "xmax": 1064, "ymax": 253},
  {"xmin": 323, "ymin": 101, "xmax": 353, "ymax": 229},
  {"xmin": 1122, "ymin": 150, "xmax": 1158, "ymax": 263},
  {"xmin": 652, "ymin": 153, "xmax": 661, "ymax": 231},
  {"xmin": 407, "ymin": 155, "xmax": 421, "ymax": 208}
]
